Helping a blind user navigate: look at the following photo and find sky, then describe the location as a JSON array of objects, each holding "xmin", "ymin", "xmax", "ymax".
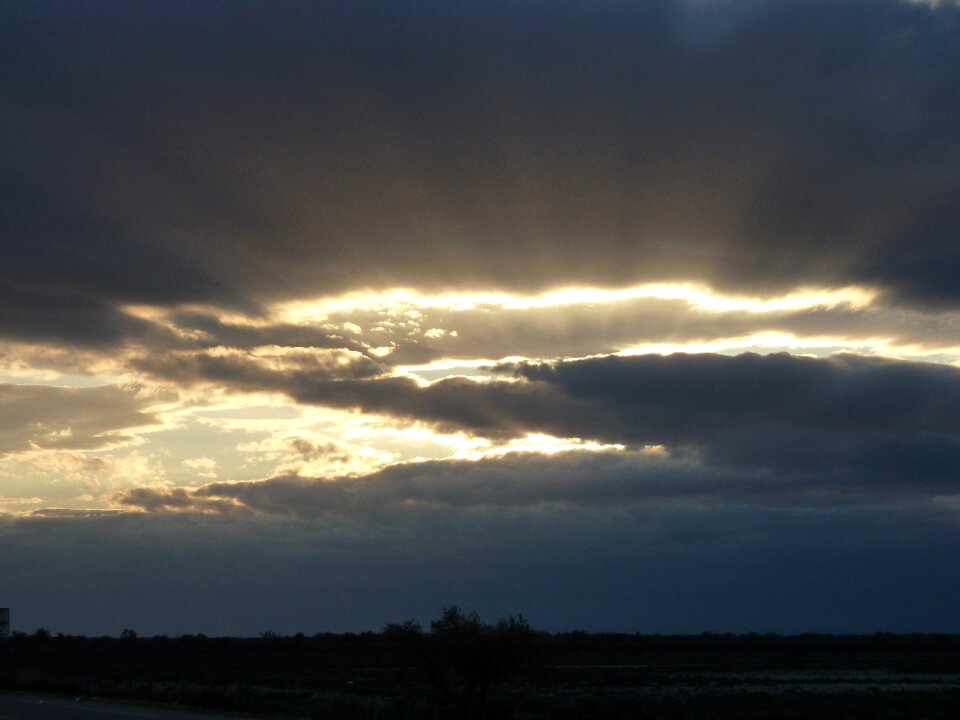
[{"xmin": 2, "ymin": 0, "xmax": 960, "ymax": 637}]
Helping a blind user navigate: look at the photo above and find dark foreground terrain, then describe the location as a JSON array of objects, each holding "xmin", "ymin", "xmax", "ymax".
[
  {"xmin": 3, "ymin": 623, "xmax": 960, "ymax": 719},
  {"xmin": 0, "ymin": 693, "xmax": 238, "ymax": 720}
]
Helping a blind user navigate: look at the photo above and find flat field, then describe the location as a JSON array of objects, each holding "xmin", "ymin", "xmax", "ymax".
[{"xmin": 2, "ymin": 633, "xmax": 959, "ymax": 718}]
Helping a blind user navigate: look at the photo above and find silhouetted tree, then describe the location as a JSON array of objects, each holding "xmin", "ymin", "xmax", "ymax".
[{"xmin": 385, "ymin": 606, "xmax": 541, "ymax": 719}]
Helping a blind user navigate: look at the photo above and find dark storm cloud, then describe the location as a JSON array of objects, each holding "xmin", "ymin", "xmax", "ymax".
[
  {"xmin": 0, "ymin": 284, "xmax": 175, "ymax": 349},
  {"xmin": 3, "ymin": 0, "xmax": 960, "ymax": 350},
  {"xmin": 0, "ymin": 383, "xmax": 157, "ymax": 455},
  {"xmin": 133, "ymin": 349, "xmax": 576, "ymax": 437},
  {"xmin": 4, "ymin": 496, "xmax": 960, "ymax": 635},
  {"xmin": 120, "ymin": 454, "xmax": 684, "ymax": 517},
  {"xmin": 114, "ymin": 439, "xmax": 960, "ymax": 518},
  {"xmin": 131, "ymin": 348, "xmax": 387, "ymax": 390},
  {"xmin": 136, "ymin": 348, "xmax": 960, "ymax": 443},
  {"xmin": 512, "ymin": 353, "xmax": 960, "ymax": 442},
  {"xmin": 118, "ymin": 486, "xmax": 249, "ymax": 516},
  {"xmin": 131, "ymin": 349, "xmax": 960, "ymax": 498}
]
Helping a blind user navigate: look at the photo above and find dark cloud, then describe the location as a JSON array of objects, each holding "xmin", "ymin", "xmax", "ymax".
[
  {"xmin": 134, "ymin": 349, "xmax": 578, "ymax": 437},
  {"xmin": 5, "ymin": 0, "xmax": 960, "ymax": 639},
  {"xmin": 131, "ymin": 348, "xmax": 387, "ymax": 390},
  {"xmin": 169, "ymin": 312, "xmax": 369, "ymax": 353},
  {"xmin": 111, "ymin": 448, "xmax": 945, "ymax": 519},
  {"xmin": 3, "ymin": 500, "xmax": 959, "ymax": 635},
  {"xmin": 135, "ymin": 347, "xmax": 960, "ymax": 440},
  {"xmin": 121, "ymin": 454, "xmax": 690, "ymax": 518},
  {"xmin": 118, "ymin": 486, "xmax": 249, "ymax": 516},
  {"xmin": 29, "ymin": 508, "xmax": 124, "ymax": 519},
  {"xmin": 0, "ymin": 383, "xmax": 158, "ymax": 455},
  {"xmin": 2, "ymin": 0, "xmax": 960, "ymax": 350},
  {"xmin": 0, "ymin": 284, "xmax": 174, "ymax": 349},
  {"xmin": 766, "ymin": 305, "xmax": 960, "ymax": 353},
  {"xmin": 132, "ymin": 349, "xmax": 960, "ymax": 490},
  {"xmin": 513, "ymin": 352, "xmax": 960, "ymax": 441}
]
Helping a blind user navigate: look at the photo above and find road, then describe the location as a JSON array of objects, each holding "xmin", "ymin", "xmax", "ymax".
[{"xmin": 0, "ymin": 694, "xmax": 240, "ymax": 720}]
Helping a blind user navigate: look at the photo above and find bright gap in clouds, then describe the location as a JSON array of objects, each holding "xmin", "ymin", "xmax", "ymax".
[
  {"xmin": 450, "ymin": 433, "xmax": 627, "ymax": 461},
  {"xmin": 268, "ymin": 282, "xmax": 960, "ymax": 369},
  {"xmin": 266, "ymin": 281, "xmax": 960, "ymax": 379},
  {"xmin": 9, "ymin": 279, "xmax": 960, "ymax": 516},
  {"xmin": 271, "ymin": 282, "xmax": 877, "ymax": 321}
]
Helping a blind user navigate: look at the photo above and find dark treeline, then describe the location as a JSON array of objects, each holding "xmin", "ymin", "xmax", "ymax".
[
  {"xmin": 3, "ymin": 612, "xmax": 960, "ymax": 719},
  {"xmin": 9, "ymin": 629, "xmax": 960, "ymax": 648},
  {"xmin": 8, "ymin": 627, "xmax": 960, "ymax": 656}
]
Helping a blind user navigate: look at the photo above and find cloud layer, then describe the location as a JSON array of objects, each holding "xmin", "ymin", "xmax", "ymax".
[
  {"xmin": 134, "ymin": 350, "xmax": 960, "ymax": 467},
  {"xmin": 4, "ymin": 499, "xmax": 959, "ymax": 635},
  {"xmin": 3, "ymin": 0, "xmax": 960, "ymax": 350},
  {"xmin": 2, "ymin": 0, "xmax": 960, "ymax": 635},
  {"xmin": 0, "ymin": 383, "xmax": 156, "ymax": 456}
]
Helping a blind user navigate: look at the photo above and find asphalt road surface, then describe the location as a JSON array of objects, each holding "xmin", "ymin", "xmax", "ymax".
[{"xmin": 0, "ymin": 694, "xmax": 239, "ymax": 720}]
